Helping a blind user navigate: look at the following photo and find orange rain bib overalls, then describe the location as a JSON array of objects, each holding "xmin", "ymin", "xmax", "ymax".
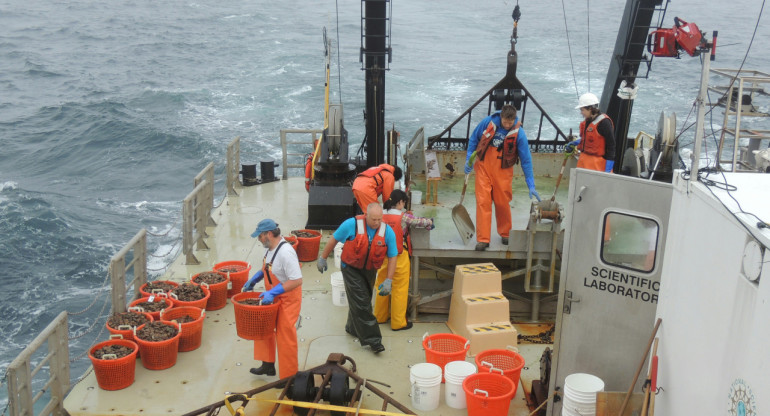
[{"xmin": 252, "ymin": 242, "xmax": 302, "ymax": 379}]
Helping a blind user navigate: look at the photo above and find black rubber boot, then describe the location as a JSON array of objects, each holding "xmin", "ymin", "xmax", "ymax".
[{"xmin": 250, "ymin": 362, "xmax": 276, "ymax": 376}]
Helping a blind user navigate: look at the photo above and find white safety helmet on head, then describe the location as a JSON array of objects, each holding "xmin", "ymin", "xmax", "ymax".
[{"xmin": 575, "ymin": 93, "xmax": 600, "ymax": 109}]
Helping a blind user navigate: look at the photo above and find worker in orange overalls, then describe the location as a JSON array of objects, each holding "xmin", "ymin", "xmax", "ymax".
[
  {"xmin": 565, "ymin": 93, "xmax": 617, "ymax": 173},
  {"xmin": 374, "ymin": 190, "xmax": 434, "ymax": 331},
  {"xmin": 242, "ymin": 218, "xmax": 303, "ymax": 378},
  {"xmin": 465, "ymin": 104, "xmax": 540, "ymax": 251},
  {"xmin": 351, "ymin": 164, "xmax": 403, "ymax": 213}
]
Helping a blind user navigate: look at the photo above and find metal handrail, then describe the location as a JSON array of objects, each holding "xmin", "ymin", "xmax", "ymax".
[
  {"xmin": 182, "ymin": 179, "xmax": 210, "ymax": 265},
  {"xmin": 7, "ymin": 312, "xmax": 70, "ymax": 416},
  {"xmin": 109, "ymin": 229, "xmax": 148, "ymax": 313},
  {"xmin": 280, "ymin": 129, "xmax": 324, "ymax": 179},
  {"xmin": 226, "ymin": 136, "xmax": 241, "ymax": 196}
]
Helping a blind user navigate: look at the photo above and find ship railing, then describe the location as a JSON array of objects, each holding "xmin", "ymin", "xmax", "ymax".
[
  {"xmin": 109, "ymin": 228, "xmax": 148, "ymax": 313},
  {"xmin": 193, "ymin": 162, "xmax": 217, "ymax": 227},
  {"xmin": 226, "ymin": 136, "xmax": 240, "ymax": 196},
  {"xmin": 279, "ymin": 129, "xmax": 324, "ymax": 179},
  {"xmin": 6, "ymin": 311, "xmax": 70, "ymax": 416},
  {"xmin": 182, "ymin": 178, "xmax": 211, "ymax": 265}
]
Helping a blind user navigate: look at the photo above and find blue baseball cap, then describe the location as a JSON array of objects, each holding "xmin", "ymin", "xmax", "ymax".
[{"xmin": 251, "ymin": 219, "xmax": 278, "ymax": 237}]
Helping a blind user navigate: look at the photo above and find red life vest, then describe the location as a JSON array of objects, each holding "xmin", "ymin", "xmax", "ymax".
[
  {"xmin": 356, "ymin": 164, "xmax": 394, "ymax": 194},
  {"xmin": 382, "ymin": 212, "xmax": 404, "ymax": 255},
  {"xmin": 579, "ymin": 114, "xmax": 613, "ymax": 157},
  {"xmin": 340, "ymin": 216, "xmax": 389, "ymax": 270},
  {"xmin": 476, "ymin": 120, "xmax": 521, "ymax": 169}
]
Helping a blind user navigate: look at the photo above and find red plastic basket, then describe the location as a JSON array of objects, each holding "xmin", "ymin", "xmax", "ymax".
[
  {"xmin": 139, "ymin": 280, "xmax": 179, "ymax": 298},
  {"xmin": 134, "ymin": 321, "xmax": 182, "ymax": 370},
  {"xmin": 191, "ymin": 272, "xmax": 229, "ymax": 311},
  {"xmin": 462, "ymin": 373, "xmax": 516, "ymax": 416},
  {"xmin": 128, "ymin": 295, "xmax": 174, "ymax": 321},
  {"xmin": 169, "ymin": 284, "xmax": 210, "ymax": 309},
  {"xmin": 231, "ymin": 292, "xmax": 281, "ymax": 340},
  {"xmin": 105, "ymin": 311, "xmax": 153, "ymax": 343},
  {"xmin": 422, "ymin": 332, "xmax": 470, "ymax": 382},
  {"xmin": 284, "ymin": 235, "xmax": 300, "ymax": 251},
  {"xmin": 89, "ymin": 336, "xmax": 139, "ymax": 391},
  {"xmin": 292, "ymin": 229, "xmax": 322, "ymax": 262},
  {"xmin": 160, "ymin": 306, "xmax": 205, "ymax": 352},
  {"xmin": 475, "ymin": 347, "xmax": 525, "ymax": 397},
  {"xmin": 214, "ymin": 260, "xmax": 252, "ymax": 298}
]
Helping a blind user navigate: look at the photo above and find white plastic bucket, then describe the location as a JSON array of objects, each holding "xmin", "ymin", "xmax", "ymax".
[
  {"xmin": 561, "ymin": 373, "xmax": 604, "ymax": 416},
  {"xmin": 333, "ymin": 242, "xmax": 343, "ymax": 269},
  {"xmin": 411, "ymin": 190, "xmax": 422, "ymax": 206},
  {"xmin": 410, "ymin": 363, "xmax": 442, "ymax": 411},
  {"xmin": 444, "ymin": 360, "xmax": 477, "ymax": 409},
  {"xmin": 330, "ymin": 272, "xmax": 347, "ymax": 307}
]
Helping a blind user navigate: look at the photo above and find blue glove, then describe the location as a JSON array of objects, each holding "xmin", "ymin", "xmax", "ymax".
[
  {"xmin": 378, "ymin": 278, "xmax": 393, "ymax": 296},
  {"xmin": 525, "ymin": 176, "xmax": 540, "ymax": 201},
  {"xmin": 605, "ymin": 160, "xmax": 615, "ymax": 173},
  {"xmin": 565, "ymin": 139, "xmax": 580, "ymax": 154},
  {"xmin": 427, "ymin": 218, "xmax": 435, "ymax": 230},
  {"xmin": 259, "ymin": 283, "xmax": 285, "ymax": 304},
  {"xmin": 529, "ymin": 188, "xmax": 541, "ymax": 201},
  {"xmin": 464, "ymin": 162, "xmax": 473, "ymax": 174},
  {"xmin": 317, "ymin": 257, "xmax": 328, "ymax": 273},
  {"xmin": 242, "ymin": 270, "xmax": 264, "ymax": 292}
]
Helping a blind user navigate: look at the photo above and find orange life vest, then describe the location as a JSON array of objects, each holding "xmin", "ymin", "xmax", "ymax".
[
  {"xmin": 356, "ymin": 164, "xmax": 394, "ymax": 195},
  {"xmin": 382, "ymin": 212, "xmax": 404, "ymax": 255},
  {"xmin": 476, "ymin": 120, "xmax": 521, "ymax": 169},
  {"xmin": 579, "ymin": 114, "xmax": 613, "ymax": 157},
  {"xmin": 304, "ymin": 154, "xmax": 313, "ymax": 192},
  {"xmin": 340, "ymin": 216, "xmax": 388, "ymax": 270}
]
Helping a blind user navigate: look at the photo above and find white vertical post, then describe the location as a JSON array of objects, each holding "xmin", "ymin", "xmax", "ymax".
[{"xmin": 690, "ymin": 50, "xmax": 712, "ymax": 184}]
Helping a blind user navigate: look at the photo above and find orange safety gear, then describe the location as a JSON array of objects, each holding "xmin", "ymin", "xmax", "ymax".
[
  {"xmin": 476, "ymin": 121, "xmax": 522, "ymax": 169},
  {"xmin": 578, "ymin": 114, "xmax": 612, "ymax": 157},
  {"xmin": 252, "ymin": 243, "xmax": 301, "ymax": 379},
  {"xmin": 304, "ymin": 154, "xmax": 313, "ymax": 192},
  {"xmin": 577, "ymin": 153, "xmax": 609, "ymax": 171},
  {"xmin": 381, "ymin": 213, "xmax": 405, "ymax": 254},
  {"xmin": 352, "ymin": 164, "xmax": 396, "ymax": 212},
  {"xmin": 340, "ymin": 216, "xmax": 388, "ymax": 269},
  {"xmin": 374, "ymin": 249, "xmax": 411, "ymax": 330},
  {"xmin": 475, "ymin": 145, "xmax": 515, "ymax": 244}
]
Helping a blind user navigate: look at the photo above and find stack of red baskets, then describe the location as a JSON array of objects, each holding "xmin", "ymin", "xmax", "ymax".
[{"xmin": 231, "ymin": 292, "xmax": 281, "ymax": 340}]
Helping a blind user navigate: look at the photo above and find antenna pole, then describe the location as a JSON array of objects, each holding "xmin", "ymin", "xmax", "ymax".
[{"xmin": 689, "ymin": 37, "xmax": 714, "ymax": 184}]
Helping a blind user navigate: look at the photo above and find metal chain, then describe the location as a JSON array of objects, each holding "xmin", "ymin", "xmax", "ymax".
[
  {"xmin": 67, "ymin": 271, "xmax": 110, "ymax": 316},
  {"xmin": 517, "ymin": 326, "xmax": 555, "ymax": 345},
  {"xmin": 145, "ymin": 217, "xmax": 180, "ymax": 237},
  {"xmin": 68, "ymin": 294, "xmax": 110, "ymax": 341},
  {"xmin": 147, "ymin": 238, "xmax": 182, "ymax": 259}
]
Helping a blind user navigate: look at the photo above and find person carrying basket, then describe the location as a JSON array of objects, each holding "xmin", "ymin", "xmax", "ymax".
[{"xmin": 242, "ymin": 218, "xmax": 303, "ymax": 378}]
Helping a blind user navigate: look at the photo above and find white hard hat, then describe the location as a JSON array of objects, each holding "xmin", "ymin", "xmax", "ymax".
[{"xmin": 576, "ymin": 93, "xmax": 600, "ymax": 109}]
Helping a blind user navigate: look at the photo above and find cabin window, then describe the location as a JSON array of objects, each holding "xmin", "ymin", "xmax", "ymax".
[{"xmin": 600, "ymin": 212, "xmax": 659, "ymax": 273}]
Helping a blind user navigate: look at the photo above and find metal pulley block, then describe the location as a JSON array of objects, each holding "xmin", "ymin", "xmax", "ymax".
[{"xmin": 530, "ymin": 200, "xmax": 563, "ymax": 224}]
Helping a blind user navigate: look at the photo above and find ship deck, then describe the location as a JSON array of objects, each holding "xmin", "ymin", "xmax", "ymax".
[{"xmin": 64, "ymin": 158, "xmax": 570, "ymax": 415}]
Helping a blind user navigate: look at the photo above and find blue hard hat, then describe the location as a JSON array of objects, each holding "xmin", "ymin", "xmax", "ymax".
[{"xmin": 251, "ymin": 219, "xmax": 278, "ymax": 237}]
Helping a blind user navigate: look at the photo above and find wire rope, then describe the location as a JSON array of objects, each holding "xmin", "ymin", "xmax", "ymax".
[{"xmin": 560, "ymin": 0, "xmax": 580, "ymax": 98}]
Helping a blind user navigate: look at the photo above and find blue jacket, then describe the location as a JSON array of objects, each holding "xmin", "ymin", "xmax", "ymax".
[{"xmin": 466, "ymin": 111, "xmax": 535, "ymax": 186}]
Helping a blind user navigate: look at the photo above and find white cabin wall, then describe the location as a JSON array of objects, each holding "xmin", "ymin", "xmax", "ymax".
[{"xmin": 654, "ymin": 175, "xmax": 768, "ymax": 415}]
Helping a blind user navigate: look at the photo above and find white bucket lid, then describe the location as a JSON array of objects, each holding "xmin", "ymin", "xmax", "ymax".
[
  {"xmin": 445, "ymin": 360, "xmax": 477, "ymax": 378},
  {"xmin": 564, "ymin": 373, "xmax": 605, "ymax": 394}
]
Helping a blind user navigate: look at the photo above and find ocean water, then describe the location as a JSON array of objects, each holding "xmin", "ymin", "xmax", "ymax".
[{"xmin": 0, "ymin": 0, "xmax": 767, "ymax": 408}]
